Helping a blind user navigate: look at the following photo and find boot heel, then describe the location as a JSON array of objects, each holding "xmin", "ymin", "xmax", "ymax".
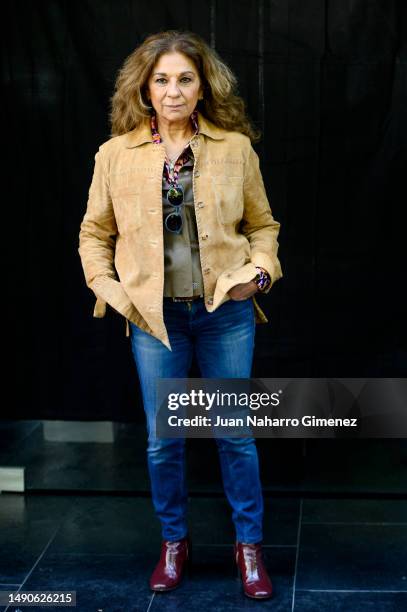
[
  {"xmin": 234, "ymin": 555, "xmax": 240, "ymax": 578},
  {"xmin": 186, "ymin": 540, "xmax": 193, "ymax": 577},
  {"xmin": 234, "ymin": 545, "xmax": 240, "ymax": 578}
]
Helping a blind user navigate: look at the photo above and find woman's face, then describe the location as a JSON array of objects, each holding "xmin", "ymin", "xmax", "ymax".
[{"xmin": 146, "ymin": 51, "xmax": 203, "ymax": 124}]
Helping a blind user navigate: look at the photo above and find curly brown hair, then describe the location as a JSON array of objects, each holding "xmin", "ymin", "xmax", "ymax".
[{"xmin": 109, "ymin": 29, "xmax": 261, "ymax": 143}]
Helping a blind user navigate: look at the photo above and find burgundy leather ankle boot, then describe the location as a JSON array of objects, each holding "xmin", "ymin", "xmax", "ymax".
[
  {"xmin": 149, "ymin": 536, "xmax": 190, "ymax": 592},
  {"xmin": 235, "ymin": 541, "xmax": 273, "ymax": 599}
]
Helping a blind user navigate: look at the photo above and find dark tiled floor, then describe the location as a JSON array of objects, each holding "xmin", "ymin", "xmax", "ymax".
[
  {"xmin": 0, "ymin": 495, "xmax": 406, "ymax": 611},
  {"xmin": 0, "ymin": 421, "xmax": 406, "ymax": 610}
]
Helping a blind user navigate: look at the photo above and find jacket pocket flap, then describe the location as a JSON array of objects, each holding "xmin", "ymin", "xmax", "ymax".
[
  {"xmin": 93, "ymin": 296, "xmax": 107, "ymax": 318},
  {"xmin": 90, "ymin": 276, "xmax": 135, "ymax": 318}
]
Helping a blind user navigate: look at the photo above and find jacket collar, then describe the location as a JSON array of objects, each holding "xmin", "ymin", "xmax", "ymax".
[{"xmin": 124, "ymin": 110, "xmax": 225, "ymax": 148}]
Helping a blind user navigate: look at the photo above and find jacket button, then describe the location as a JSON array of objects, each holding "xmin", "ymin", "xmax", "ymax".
[
  {"xmin": 197, "ymin": 202, "xmax": 204, "ymax": 208},
  {"xmin": 194, "ymin": 171, "xmax": 200, "ymax": 178},
  {"xmin": 201, "ymin": 234, "xmax": 208, "ymax": 240},
  {"xmin": 207, "ymin": 297, "xmax": 213, "ymax": 305},
  {"xmin": 204, "ymin": 267, "xmax": 211, "ymax": 274}
]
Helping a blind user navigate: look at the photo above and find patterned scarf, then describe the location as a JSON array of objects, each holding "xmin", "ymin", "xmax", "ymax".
[{"xmin": 150, "ymin": 109, "xmax": 199, "ymax": 187}]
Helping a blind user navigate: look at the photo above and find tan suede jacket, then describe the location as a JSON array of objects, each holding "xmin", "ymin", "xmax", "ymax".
[{"xmin": 78, "ymin": 110, "xmax": 283, "ymax": 351}]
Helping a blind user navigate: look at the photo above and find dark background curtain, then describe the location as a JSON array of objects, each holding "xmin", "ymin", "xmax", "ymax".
[{"xmin": 3, "ymin": 0, "xmax": 406, "ymax": 421}]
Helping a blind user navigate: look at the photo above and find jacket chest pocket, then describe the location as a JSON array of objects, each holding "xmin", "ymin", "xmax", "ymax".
[
  {"xmin": 212, "ymin": 176, "xmax": 244, "ymax": 225},
  {"xmin": 111, "ymin": 188, "xmax": 142, "ymax": 234}
]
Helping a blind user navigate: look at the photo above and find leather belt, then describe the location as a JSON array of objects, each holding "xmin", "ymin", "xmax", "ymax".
[{"xmin": 165, "ymin": 295, "xmax": 204, "ymax": 302}]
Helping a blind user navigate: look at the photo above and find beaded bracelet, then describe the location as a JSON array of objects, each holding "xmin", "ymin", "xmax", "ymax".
[{"xmin": 254, "ymin": 266, "xmax": 271, "ymax": 292}]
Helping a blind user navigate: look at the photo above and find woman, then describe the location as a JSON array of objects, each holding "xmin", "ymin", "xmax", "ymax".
[{"xmin": 78, "ymin": 30, "xmax": 282, "ymax": 600}]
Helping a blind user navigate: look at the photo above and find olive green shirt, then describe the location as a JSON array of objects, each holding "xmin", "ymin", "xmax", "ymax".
[{"xmin": 162, "ymin": 147, "xmax": 204, "ymax": 297}]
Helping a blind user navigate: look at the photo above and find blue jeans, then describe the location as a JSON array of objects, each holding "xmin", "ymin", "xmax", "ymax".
[{"xmin": 129, "ymin": 296, "xmax": 263, "ymax": 543}]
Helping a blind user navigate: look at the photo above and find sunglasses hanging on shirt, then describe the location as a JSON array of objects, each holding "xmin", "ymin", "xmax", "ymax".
[
  {"xmin": 163, "ymin": 152, "xmax": 190, "ymax": 234},
  {"xmin": 165, "ymin": 183, "xmax": 184, "ymax": 234}
]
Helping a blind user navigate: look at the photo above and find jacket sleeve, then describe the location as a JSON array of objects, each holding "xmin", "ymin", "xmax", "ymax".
[
  {"xmin": 78, "ymin": 146, "xmax": 118, "ymax": 287},
  {"xmin": 240, "ymin": 144, "xmax": 283, "ymax": 293}
]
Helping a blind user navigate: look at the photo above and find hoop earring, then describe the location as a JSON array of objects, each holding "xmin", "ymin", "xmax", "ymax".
[{"xmin": 145, "ymin": 98, "xmax": 153, "ymax": 110}]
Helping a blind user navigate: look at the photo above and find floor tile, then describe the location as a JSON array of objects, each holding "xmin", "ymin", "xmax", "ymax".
[
  {"xmin": 21, "ymin": 552, "xmax": 152, "ymax": 612},
  {"xmin": 294, "ymin": 589, "xmax": 407, "ymax": 611},
  {"xmin": 297, "ymin": 523, "xmax": 407, "ymax": 590},
  {"xmin": 0, "ymin": 495, "xmax": 76, "ymax": 584},
  {"xmin": 47, "ymin": 496, "xmax": 161, "ymax": 555},
  {"xmin": 302, "ymin": 498, "xmax": 407, "ymax": 524}
]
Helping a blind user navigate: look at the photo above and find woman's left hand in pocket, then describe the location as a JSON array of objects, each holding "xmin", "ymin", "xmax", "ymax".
[{"xmin": 227, "ymin": 280, "xmax": 258, "ymax": 301}]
